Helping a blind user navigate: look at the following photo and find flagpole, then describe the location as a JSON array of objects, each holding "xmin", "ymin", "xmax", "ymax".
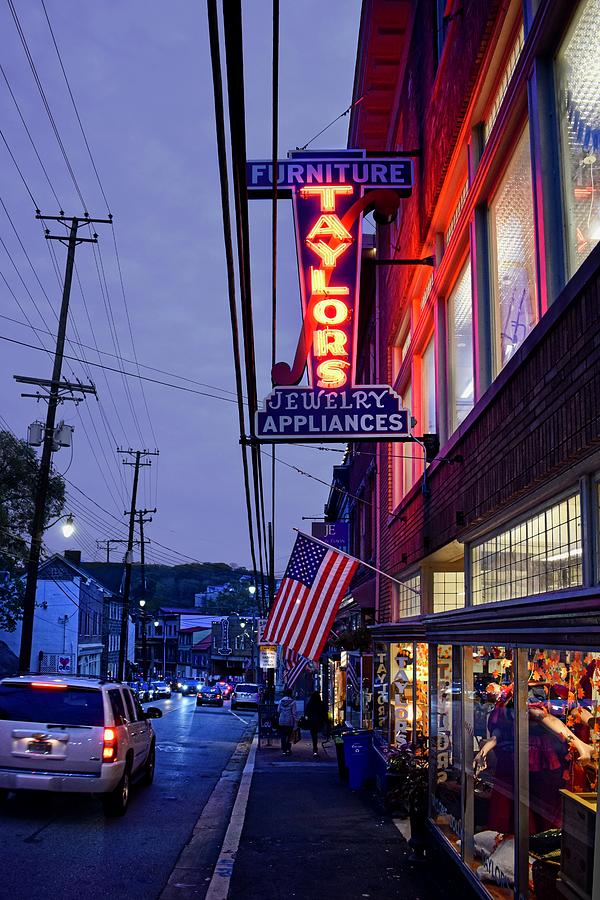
[{"xmin": 293, "ymin": 528, "xmax": 421, "ymax": 597}]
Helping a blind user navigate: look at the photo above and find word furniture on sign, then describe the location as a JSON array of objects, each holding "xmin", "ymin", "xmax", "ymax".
[{"xmin": 247, "ymin": 150, "xmax": 414, "ymax": 442}]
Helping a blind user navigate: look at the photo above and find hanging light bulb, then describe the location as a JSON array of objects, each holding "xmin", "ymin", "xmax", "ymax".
[{"xmin": 61, "ymin": 514, "xmax": 75, "ymax": 538}]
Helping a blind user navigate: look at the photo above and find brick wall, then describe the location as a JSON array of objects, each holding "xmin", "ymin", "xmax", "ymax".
[{"xmin": 377, "ymin": 243, "xmax": 600, "ymax": 621}]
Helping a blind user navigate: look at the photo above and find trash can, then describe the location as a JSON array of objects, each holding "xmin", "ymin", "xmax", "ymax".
[
  {"xmin": 334, "ymin": 736, "xmax": 349, "ymax": 783},
  {"xmin": 342, "ymin": 730, "xmax": 373, "ymax": 790}
]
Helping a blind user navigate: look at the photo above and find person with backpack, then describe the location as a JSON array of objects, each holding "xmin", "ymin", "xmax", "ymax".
[{"xmin": 278, "ymin": 687, "xmax": 297, "ymax": 755}]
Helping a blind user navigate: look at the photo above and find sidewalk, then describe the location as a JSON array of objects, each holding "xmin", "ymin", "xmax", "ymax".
[{"xmin": 228, "ymin": 733, "xmax": 475, "ymax": 900}]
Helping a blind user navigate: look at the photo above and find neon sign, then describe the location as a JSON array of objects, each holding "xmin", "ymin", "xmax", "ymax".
[{"xmin": 248, "ymin": 150, "xmax": 414, "ymax": 442}]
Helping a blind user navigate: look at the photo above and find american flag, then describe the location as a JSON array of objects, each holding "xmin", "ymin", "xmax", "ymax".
[
  {"xmin": 346, "ymin": 655, "xmax": 361, "ymax": 694},
  {"xmin": 262, "ymin": 532, "xmax": 358, "ymax": 662},
  {"xmin": 283, "ymin": 647, "xmax": 310, "ymax": 689}
]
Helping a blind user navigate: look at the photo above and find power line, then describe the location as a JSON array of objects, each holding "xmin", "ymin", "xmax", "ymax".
[
  {"xmin": 6, "ymin": 0, "xmax": 87, "ymax": 212},
  {"xmin": 296, "ymin": 92, "xmax": 368, "ymax": 151}
]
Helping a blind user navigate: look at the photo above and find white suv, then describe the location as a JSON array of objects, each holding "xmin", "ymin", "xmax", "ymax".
[{"xmin": 0, "ymin": 674, "xmax": 162, "ymax": 816}]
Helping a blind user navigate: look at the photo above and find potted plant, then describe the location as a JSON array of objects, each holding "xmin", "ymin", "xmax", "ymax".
[{"xmin": 381, "ymin": 744, "xmax": 429, "ymax": 858}]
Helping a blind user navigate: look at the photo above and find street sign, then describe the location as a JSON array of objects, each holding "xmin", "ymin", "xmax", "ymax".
[
  {"xmin": 249, "ymin": 149, "xmax": 412, "ymax": 443},
  {"xmin": 259, "ymin": 644, "xmax": 277, "ymax": 669},
  {"xmin": 311, "ymin": 521, "xmax": 349, "ymax": 552}
]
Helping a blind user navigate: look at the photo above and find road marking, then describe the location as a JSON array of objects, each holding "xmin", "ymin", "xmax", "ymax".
[
  {"xmin": 228, "ymin": 709, "xmax": 250, "ymax": 725},
  {"xmin": 204, "ymin": 734, "xmax": 258, "ymax": 900}
]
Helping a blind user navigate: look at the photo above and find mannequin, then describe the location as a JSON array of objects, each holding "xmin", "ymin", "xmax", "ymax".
[{"xmin": 474, "ymin": 682, "xmax": 595, "ymax": 833}]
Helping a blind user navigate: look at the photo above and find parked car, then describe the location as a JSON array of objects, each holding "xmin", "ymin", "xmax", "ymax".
[
  {"xmin": 231, "ymin": 683, "xmax": 261, "ymax": 709},
  {"xmin": 137, "ymin": 681, "xmax": 155, "ymax": 703},
  {"xmin": 196, "ymin": 685, "xmax": 224, "ymax": 707},
  {"xmin": 0, "ymin": 675, "xmax": 162, "ymax": 816},
  {"xmin": 151, "ymin": 681, "xmax": 171, "ymax": 699}
]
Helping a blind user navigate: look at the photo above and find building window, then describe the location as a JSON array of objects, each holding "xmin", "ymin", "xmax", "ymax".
[
  {"xmin": 483, "ymin": 24, "xmax": 525, "ymax": 143},
  {"xmin": 391, "ymin": 318, "xmax": 411, "ymax": 384},
  {"xmin": 433, "ymin": 571, "xmax": 465, "ymax": 612},
  {"xmin": 421, "ymin": 337, "xmax": 436, "ymax": 434},
  {"xmin": 471, "ymin": 494, "xmax": 582, "ymax": 605},
  {"xmin": 557, "ymin": 0, "xmax": 600, "ymax": 276},
  {"xmin": 391, "ymin": 383, "xmax": 413, "ymax": 509},
  {"xmin": 489, "ymin": 125, "xmax": 538, "ymax": 370},
  {"xmin": 447, "ymin": 260, "xmax": 473, "ymax": 432},
  {"xmin": 393, "ymin": 573, "xmax": 421, "ymax": 619},
  {"xmin": 445, "ymin": 180, "xmax": 468, "ymax": 247}
]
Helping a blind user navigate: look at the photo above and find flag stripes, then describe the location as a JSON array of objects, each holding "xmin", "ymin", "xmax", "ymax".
[{"xmin": 262, "ymin": 533, "xmax": 358, "ymax": 662}]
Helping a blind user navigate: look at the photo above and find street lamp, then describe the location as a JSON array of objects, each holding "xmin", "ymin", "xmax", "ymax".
[
  {"xmin": 248, "ymin": 584, "xmax": 256, "ymax": 595},
  {"xmin": 139, "ymin": 600, "xmax": 148, "ymax": 680},
  {"xmin": 45, "ymin": 513, "xmax": 75, "ymax": 538},
  {"xmin": 153, "ymin": 619, "xmax": 166, "ymax": 678}
]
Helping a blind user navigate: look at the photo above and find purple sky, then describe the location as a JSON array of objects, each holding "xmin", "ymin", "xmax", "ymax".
[{"xmin": 0, "ymin": 2, "xmax": 361, "ymax": 574}]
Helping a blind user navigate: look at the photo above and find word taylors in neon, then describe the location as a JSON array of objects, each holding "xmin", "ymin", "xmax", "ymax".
[{"xmin": 295, "ymin": 182, "xmax": 360, "ymax": 390}]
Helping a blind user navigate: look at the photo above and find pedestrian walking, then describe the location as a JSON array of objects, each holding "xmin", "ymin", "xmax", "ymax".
[
  {"xmin": 278, "ymin": 688, "xmax": 297, "ymax": 755},
  {"xmin": 305, "ymin": 690, "xmax": 327, "ymax": 757}
]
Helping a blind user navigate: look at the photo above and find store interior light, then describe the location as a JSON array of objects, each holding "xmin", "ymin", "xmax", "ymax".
[{"xmin": 61, "ymin": 514, "xmax": 75, "ymax": 538}]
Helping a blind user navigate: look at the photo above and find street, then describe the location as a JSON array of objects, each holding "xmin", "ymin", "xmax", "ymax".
[{"xmin": 0, "ymin": 696, "xmax": 255, "ymax": 900}]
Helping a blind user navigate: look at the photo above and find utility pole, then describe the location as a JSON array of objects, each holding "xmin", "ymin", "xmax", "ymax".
[
  {"xmin": 117, "ymin": 449, "xmax": 158, "ymax": 680},
  {"xmin": 96, "ymin": 538, "xmax": 142, "ymax": 563},
  {"xmin": 138, "ymin": 509, "xmax": 154, "ymax": 680},
  {"xmin": 17, "ymin": 213, "xmax": 111, "ymax": 674}
]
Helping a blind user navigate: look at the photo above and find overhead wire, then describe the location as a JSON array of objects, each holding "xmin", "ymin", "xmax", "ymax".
[
  {"xmin": 221, "ymin": 0, "xmax": 269, "ymax": 612},
  {"xmin": 207, "ymin": 0, "xmax": 262, "ymax": 610}
]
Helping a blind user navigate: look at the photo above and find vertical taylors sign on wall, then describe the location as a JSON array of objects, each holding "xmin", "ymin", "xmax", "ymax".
[{"xmin": 247, "ymin": 150, "xmax": 414, "ymax": 442}]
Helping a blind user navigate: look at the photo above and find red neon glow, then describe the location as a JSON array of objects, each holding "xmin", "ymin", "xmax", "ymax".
[
  {"xmin": 313, "ymin": 298, "xmax": 349, "ymax": 325},
  {"xmin": 31, "ymin": 682, "xmax": 68, "ymax": 689},
  {"xmin": 306, "ymin": 214, "xmax": 353, "ymax": 242},
  {"xmin": 313, "ymin": 328, "xmax": 349, "ymax": 358},
  {"xmin": 316, "ymin": 359, "xmax": 350, "ymax": 389},
  {"xmin": 310, "ymin": 267, "xmax": 349, "ymax": 296},
  {"xmin": 300, "ymin": 185, "xmax": 354, "ymax": 211},
  {"xmin": 306, "ymin": 240, "xmax": 350, "ymax": 268}
]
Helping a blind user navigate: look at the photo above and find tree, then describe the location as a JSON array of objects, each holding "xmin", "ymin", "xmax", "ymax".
[{"xmin": 0, "ymin": 431, "xmax": 65, "ymax": 630}]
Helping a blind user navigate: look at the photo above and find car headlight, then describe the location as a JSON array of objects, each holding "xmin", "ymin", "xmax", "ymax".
[
  {"xmin": 177, "ymin": 683, "xmax": 183, "ymax": 688},
  {"xmin": 196, "ymin": 684, "xmax": 203, "ymax": 690}
]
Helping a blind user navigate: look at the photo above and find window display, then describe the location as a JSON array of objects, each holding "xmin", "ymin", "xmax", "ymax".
[
  {"xmin": 390, "ymin": 642, "xmax": 429, "ymax": 748},
  {"xmin": 431, "ymin": 644, "xmax": 462, "ymax": 854},
  {"xmin": 465, "ymin": 645, "xmax": 515, "ymax": 899}
]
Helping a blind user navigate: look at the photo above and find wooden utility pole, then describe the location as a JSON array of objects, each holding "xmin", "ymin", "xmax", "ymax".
[
  {"xmin": 138, "ymin": 508, "xmax": 155, "ymax": 680},
  {"xmin": 116, "ymin": 450, "xmax": 158, "ymax": 679},
  {"xmin": 17, "ymin": 213, "xmax": 111, "ymax": 674},
  {"xmin": 96, "ymin": 538, "xmax": 142, "ymax": 563}
]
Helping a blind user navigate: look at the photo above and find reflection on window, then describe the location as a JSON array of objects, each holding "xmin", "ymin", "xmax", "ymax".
[
  {"xmin": 490, "ymin": 126, "xmax": 538, "ymax": 370},
  {"xmin": 472, "ymin": 495, "xmax": 582, "ymax": 605},
  {"xmin": 557, "ymin": 0, "xmax": 600, "ymax": 275},
  {"xmin": 465, "ymin": 645, "xmax": 514, "ymax": 898},
  {"xmin": 431, "ymin": 645, "xmax": 462, "ymax": 854},
  {"xmin": 421, "ymin": 338, "xmax": 436, "ymax": 434},
  {"xmin": 448, "ymin": 260, "xmax": 473, "ymax": 432},
  {"xmin": 391, "ymin": 383, "xmax": 413, "ymax": 509},
  {"xmin": 393, "ymin": 573, "xmax": 421, "ymax": 619},
  {"xmin": 433, "ymin": 571, "xmax": 465, "ymax": 612},
  {"xmin": 484, "ymin": 25, "xmax": 525, "ymax": 143},
  {"xmin": 525, "ymin": 647, "xmax": 599, "ymax": 899},
  {"xmin": 389, "ymin": 642, "xmax": 428, "ymax": 748}
]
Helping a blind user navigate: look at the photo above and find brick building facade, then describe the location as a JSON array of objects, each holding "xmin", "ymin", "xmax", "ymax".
[{"xmin": 326, "ymin": 0, "xmax": 600, "ymax": 895}]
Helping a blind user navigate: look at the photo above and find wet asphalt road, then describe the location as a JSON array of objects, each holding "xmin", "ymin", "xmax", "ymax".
[{"xmin": 0, "ymin": 695, "xmax": 255, "ymax": 900}]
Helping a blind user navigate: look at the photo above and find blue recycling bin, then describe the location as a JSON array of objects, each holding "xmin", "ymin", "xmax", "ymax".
[{"xmin": 342, "ymin": 730, "xmax": 373, "ymax": 790}]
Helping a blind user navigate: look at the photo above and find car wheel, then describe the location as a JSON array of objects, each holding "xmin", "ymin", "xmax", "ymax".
[
  {"xmin": 141, "ymin": 742, "xmax": 155, "ymax": 787},
  {"xmin": 218, "ymin": 700, "xmax": 223, "ymax": 707},
  {"xmin": 231, "ymin": 702, "xmax": 236, "ymax": 710},
  {"xmin": 103, "ymin": 765, "xmax": 131, "ymax": 817}
]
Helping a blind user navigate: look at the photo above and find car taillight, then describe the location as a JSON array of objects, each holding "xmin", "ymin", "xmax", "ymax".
[{"xmin": 103, "ymin": 726, "xmax": 118, "ymax": 762}]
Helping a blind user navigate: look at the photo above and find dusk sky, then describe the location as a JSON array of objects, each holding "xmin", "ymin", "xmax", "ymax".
[{"xmin": 0, "ymin": 1, "xmax": 361, "ymax": 574}]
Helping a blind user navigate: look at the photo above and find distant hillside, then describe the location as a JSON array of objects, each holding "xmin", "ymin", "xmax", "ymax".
[{"xmin": 82, "ymin": 560, "xmax": 257, "ymax": 614}]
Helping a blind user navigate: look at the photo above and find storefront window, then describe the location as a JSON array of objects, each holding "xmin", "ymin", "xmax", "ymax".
[
  {"xmin": 373, "ymin": 642, "xmax": 390, "ymax": 743},
  {"xmin": 472, "ymin": 494, "xmax": 582, "ymax": 605},
  {"xmin": 526, "ymin": 647, "xmax": 599, "ymax": 899},
  {"xmin": 489, "ymin": 126, "xmax": 538, "ymax": 370},
  {"xmin": 483, "ymin": 26, "xmax": 525, "ymax": 144},
  {"xmin": 421, "ymin": 337, "xmax": 436, "ymax": 434},
  {"xmin": 448, "ymin": 260, "xmax": 474, "ymax": 433},
  {"xmin": 391, "ymin": 383, "xmax": 413, "ymax": 509},
  {"xmin": 393, "ymin": 573, "xmax": 421, "ymax": 619},
  {"xmin": 557, "ymin": 0, "xmax": 600, "ymax": 277},
  {"xmin": 390, "ymin": 642, "xmax": 429, "ymax": 748},
  {"xmin": 433, "ymin": 571, "xmax": 465, "ymax": 612},
  {"xmin": 431, "ymin": 644, "xmax": 462, "ymax": 854},
  {"xmin": 465, "ymin": 645, "xmax": 515, "ymax": 898}
]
